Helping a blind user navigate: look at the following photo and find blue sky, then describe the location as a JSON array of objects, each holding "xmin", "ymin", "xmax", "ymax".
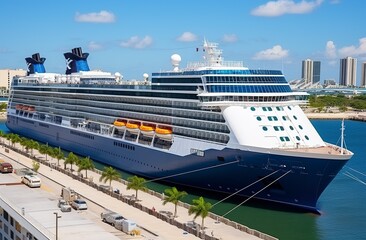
[{"xmin": 0, "ymin": 0, "xmax": 365, "ymax": 84}]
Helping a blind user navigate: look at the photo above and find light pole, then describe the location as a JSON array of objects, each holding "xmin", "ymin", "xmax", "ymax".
[{"xmin": 53, "ymin": 212, "xmax": 61, "ymax": 240}]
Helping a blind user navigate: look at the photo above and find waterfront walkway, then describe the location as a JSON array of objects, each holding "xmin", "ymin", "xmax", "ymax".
[{"xmin": 0, "ymin": 144, "xmax": 276, "ymax": 240}]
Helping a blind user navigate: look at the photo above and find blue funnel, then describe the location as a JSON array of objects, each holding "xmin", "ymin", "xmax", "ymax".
[
  {"xmin": 25, "ymin": 53, "xmax": 46, "ymax": 75},
  {"xmin": 64, "ymin": 47, "xmax": 90, "ymax": 74}
]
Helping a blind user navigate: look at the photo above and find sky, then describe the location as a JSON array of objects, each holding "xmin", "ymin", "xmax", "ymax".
[{"xmin": 0, "ymin": 0, "xmax": 365, "ymax": 84}]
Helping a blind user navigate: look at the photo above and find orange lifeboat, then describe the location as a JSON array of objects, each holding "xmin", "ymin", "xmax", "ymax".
[
  {"xmin": 140, "ymin": 123, "xmax": 156, "ymax": 136},
  {"xmin": 22, "ymin": 105, "xmax": 29, "ymax": 111},
  {"xmin": 156, "ymin": 126, "xmax": 172, "ymax": 135},
  {"xmin": 126, "ymin": 121, "xmax": 140, "ymax": 130},
  {"xmin": 155, "ymin": 126, "xmax": 173, "ymax": 140},
  {"xmin": 28, "ymin": 106, "xmax": 36, "ymax": 112},
  {"xmin": 140, "ymin": 123, "xmax": 155, "ymax": 132},
  {"xmin": 15, "ymin": 104, "xmax": 23, "ymax": 110},
  {"xmin": 114, "ymin": 118, "xmax": 127, "ymax": 127}
]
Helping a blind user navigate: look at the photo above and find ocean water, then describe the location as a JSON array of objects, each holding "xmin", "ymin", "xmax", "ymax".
[{"xmin": 1, "ymin": 120, "xmax": 365, "ymax": 240}]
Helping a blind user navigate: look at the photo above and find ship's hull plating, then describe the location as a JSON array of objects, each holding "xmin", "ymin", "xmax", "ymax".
[{"xmin": 6, "ymin": 115, "xmax": 347, "ymax": 212}]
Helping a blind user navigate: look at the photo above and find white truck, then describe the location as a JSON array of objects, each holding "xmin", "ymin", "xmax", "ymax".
[{"xmin": 101, "ymin": 211, "xmax": 125, "ymax": 226}]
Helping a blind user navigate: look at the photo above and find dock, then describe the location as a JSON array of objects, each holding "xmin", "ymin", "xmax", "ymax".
[{"xmin": 0, "ymin": 143, "xmax": 278, "ymax": 240}]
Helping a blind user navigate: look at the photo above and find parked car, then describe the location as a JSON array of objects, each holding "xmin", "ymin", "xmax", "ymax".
[
  {"xmin": 0, "ymin": 162, "xmax": 13, "ymax": 173},
  {"xmin": 101, "ymin": 211, "xmax": 125, "ymax": 226},
  {"xmin": 58, "ymin": 199, "xmax": 72, "ymax": 212},
  {"xmin": 71, "ymin": 199, "xmax": 88, "ymax": 210},
  {"xmin": 21, "ymin": 174, "xmax": 41, "ymax": 188}
]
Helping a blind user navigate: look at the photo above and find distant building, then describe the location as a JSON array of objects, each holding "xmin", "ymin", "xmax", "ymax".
[
  {"xmin": 339, "ymin": 57, "xmax": 357, "ymax": 86},
  {"xmin": 324, "ymin": 79, "xmax": 337, "ymax": 87},
  {"xmin": 302, "ymin": 59, "xmax": 321, "ymax": 84},
  {"xmin": 361, "ymin": 62, "xmax": 366, "ymax": 87},
  {"xmin": 0, "ymin": 69, "xmax": 27, "ymax": 93}
]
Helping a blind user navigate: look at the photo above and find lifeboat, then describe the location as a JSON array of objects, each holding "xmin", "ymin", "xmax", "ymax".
[
  {"xmin": 22, "ymin": 105, "xmax": 29, "ymax": 111},
  {"xmin": 15, "ymin": 104, "xmax": 23, "ymax": 110},
  {"xmin": 126, "ymin": 121, "xmax": 140, "ymax": 133},
  {"xmin": 140, "ymin": 123, "xmax": 156, "ymax": 136},
  {"xmin": 28, "ymin": 106, "xmax": 36, "ymax": 112},
  {"xmin": 155, "ymin": 125, "xmax": 173, "ymax": 140},
  {"xmin": 114, "ymin": 118, "xmax": 127, "ymax": 128}
]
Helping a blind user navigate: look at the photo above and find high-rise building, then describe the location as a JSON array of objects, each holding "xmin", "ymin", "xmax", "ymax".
[
  {"xmin": 361, "ymin": 62, "xmax": 366, "ymax": 87},
  {"xmin": 339, "ymin": 57, "xmax": 357, "ymax": 86},
  {"xmin": 301, "ymin": 59, "xmax": 321, "ymax": 84},
  {"xmin": 0, "ymin": 69, "xmax": 27, "ymax": 93}
]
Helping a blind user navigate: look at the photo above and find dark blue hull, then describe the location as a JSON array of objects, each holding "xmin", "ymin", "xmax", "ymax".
[{"xmin": 6, "ymin": 115, "xmax": 348, "ymax": 212}]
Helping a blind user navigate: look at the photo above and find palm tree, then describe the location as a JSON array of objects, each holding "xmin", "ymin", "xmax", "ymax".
[
  {"xmin": 188, "ymin": 196, "xmax": 212, "ymax": 231},
  {"xmin": 29, "ymin": 140, "xmax": 39, "ymax": 157},
  {"xmin": 77, "ymin": 156, "xmax": 94, "ymax": 178},
  {"xmin": 99, "ymin": 166, "xmax": 121, "ymax": 192},
  {"xmin": 53, "ymin": 147, "xmax": 64, "ymax": 167},
  {"xmin": 20, "ymin": 137, "xmax": 28, "ymax": 152},
  {"xmin": 39, "ymin": 144, "xmax": 51, "ymax": 161},
  {"xmin": 127, "ymin": 176, "xmax": 147, "ymax": 200},
  {"xmin": 163, "ymin": 187, "xmax": 187, "ymax": 218},
  {"xmin": 0, "ymin": 130, "xmax": 5, "ymax": 145},
  {"xmin": 64, "ymin": 152, "xmax": 78, "ymax": 171}
]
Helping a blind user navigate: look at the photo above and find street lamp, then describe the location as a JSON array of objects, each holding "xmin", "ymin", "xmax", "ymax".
[{"xmin": 53, "ymin": 212, "xmax": 61, "ymax": 240}]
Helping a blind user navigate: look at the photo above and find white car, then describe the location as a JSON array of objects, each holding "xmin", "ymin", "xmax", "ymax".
[
  {"xmin": 58, "ymin": 199, "xmax": 72, "ymax": 212},
  {"xmin": 71, "ymin": 199, "xmax": 88, "ymax": 210}
]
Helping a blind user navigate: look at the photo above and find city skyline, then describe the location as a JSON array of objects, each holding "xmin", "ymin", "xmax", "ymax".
[{"xmin": 0, "ymin": 0, "xmax": 365, "ymax": 83}]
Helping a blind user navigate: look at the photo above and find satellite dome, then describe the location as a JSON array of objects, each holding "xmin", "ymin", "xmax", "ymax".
[
  {"xmin": 171, "ymin": 54, "xmax": 181, "ymax": 71},
  {"xmin": 143, "ymin": 73, "xmax": 149, "ymax": 79},
  {"xmin": 115, "ymin": 72, "xmax": 121, "ymax": 77},
  {"xmin": 171, "ymin": 54, "xmax": 181, "ymax": 66}
]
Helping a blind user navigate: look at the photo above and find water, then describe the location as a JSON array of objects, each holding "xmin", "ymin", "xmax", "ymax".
[{"xmin": 1, "ymin": 120, "xmax": 365, "ymax": 240}]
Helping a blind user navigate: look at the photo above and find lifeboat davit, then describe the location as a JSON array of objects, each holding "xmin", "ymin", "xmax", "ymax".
[
  {"xmin": 155, "ymin": 125, "xmax": 173, "ymax": 139},
  {"xmin": 114, "ymin": 118, "xmax": 127, "ymax": 128}
]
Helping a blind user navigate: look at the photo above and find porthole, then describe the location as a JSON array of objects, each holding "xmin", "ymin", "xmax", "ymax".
[
  {"xmin": 299, "ymin": 125, "xmax": 303, "ymax": 130},
  {"xmin": 289, "ymin": 126, "xmax": 294, "ymax": 130},
  {"xmin": 296, "ymin": 136, "xmax": 301, "ymax": 140},
  {"xmin": 293, "ymin": 116, "xmax": 298, "ymax": 120},
  {"xmin": 288, "ymin": 106, "xmax": 292, "ymax": 110},
  {"xmin": 282, "ymin": 116, "xmax": 287, "ymax": 121},
  {"xmin": 268, "ymin": 107, "xmax": 273, "ymax": 111},
  {"xmin": 305, "ymin": 135, "xmax": 309, "ymax": 140},
  {"xmin": 257, "ymin": 116, "xmax": 262, "ymax": 121},
  {"xmin": 262, "ymin": 126, "xmax": 268, "ymax": 131},
  {"xmin": 251, "ymin": 107, "xmax": 256, "ymax": 111}
]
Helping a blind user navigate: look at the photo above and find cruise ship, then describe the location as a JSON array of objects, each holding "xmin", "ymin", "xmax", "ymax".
[{"xmin": 6, "ymin": 41, "xmax": 353, "ymax": 212}]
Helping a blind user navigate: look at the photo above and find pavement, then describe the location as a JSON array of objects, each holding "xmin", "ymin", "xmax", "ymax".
[{"xmin": 0, "ymin": 142, "xmax": 272, "ymax": 240}]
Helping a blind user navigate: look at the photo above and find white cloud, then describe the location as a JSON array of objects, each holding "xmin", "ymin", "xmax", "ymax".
[
  {"xmin": 251, "ymin": 0, "xmax": 323, "ymax": 17},
  {"xmin": 338, "ymin": 37, "xmax": 366, "ymax": 58},
  {"xmin": 325, "ymin": 41, "xmax": 337, "ymax": 59},
  {"xmin": 88, "ymin": 41, "xmax": 103, "ymax": 51},
  {"xmin": 120, "ymin": 36, "xmax": 153, "ymax": 49},
  {"xmin": 75, "ymin": 10, "xmax": 116, "ymax": 23},
  {"xmin": 177, "ymin": 32, "xmax": 197, "ymax": 42},
  {"xmin": 222, "ymin": 34, "xmax": 238, "ymax": 43},
  {"xmin": 253, "ymin": 45, "xmax": 289, "ymax": 60}
]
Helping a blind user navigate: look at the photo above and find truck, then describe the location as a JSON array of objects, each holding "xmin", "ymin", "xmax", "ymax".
[
  {"xmin": 61, "ymin": 187, "xmax": 77, "ymax": 203},
  {"xmin": 101, "ymin": 211, "xmax": 125, "ymax": 226}
]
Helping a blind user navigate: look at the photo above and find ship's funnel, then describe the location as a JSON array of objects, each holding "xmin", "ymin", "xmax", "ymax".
[
  {"xmin": 25, "ymin": 53, "xmax": 46, "ymax": 75},
  {"xmin": 63, "ymin": 47, "xmax": 90, "ymax": 74}
]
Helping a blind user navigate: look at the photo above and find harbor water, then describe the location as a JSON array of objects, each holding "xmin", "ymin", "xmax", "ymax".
[{"xmin": 0, "ymin": 120, "xmax": 365, "ymax": 240}]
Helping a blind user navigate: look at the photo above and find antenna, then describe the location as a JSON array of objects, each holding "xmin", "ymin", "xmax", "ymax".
[{"xmin": 340, "ymin": 119, "xmax": 345, "ymax": 155}]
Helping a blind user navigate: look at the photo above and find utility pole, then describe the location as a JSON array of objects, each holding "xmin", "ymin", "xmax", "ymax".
[{"xmin": 53, "ymin": 212, "xmax": 61, "ymax": 240}]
